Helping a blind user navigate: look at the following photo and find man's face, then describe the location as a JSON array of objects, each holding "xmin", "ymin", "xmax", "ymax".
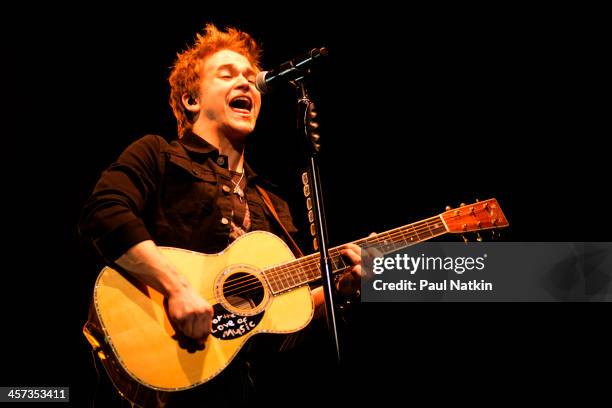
[{"xmin": 196, "ymin": 49, "xmax": 261, "ymax": 140}]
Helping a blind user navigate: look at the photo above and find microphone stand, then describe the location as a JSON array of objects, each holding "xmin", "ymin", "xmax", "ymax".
[{"xmin": 290, "ymin": 77, "xmax": 341, "ymax": 362}]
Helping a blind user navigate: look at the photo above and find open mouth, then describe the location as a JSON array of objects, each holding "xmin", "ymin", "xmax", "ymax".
[{"xmin": 229, "ymin": 96, "xmax": 253, "ymax": 114}]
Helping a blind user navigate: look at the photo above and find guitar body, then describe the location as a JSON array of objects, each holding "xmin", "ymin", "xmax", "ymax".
[{"xmin": 84, "ymin": 231, "xmax": 313, "ymax": 406}]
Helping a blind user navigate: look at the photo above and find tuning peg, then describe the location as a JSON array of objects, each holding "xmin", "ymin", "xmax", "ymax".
[
  {"xmin": 475, "ymin": 198, "xmax": 479, "ymax": 202},
  {"xmin": 476, "ymin": 232, "xmax": 483, "ymax": 242},
  {"xmin": 445, "ymin": 205, "xmax": 452, "ymax": 211},
  {"xmin": 461, "ymin": 234, "xmax": 469, "ymax": 244},
  {"xmin": 491, "ymin": 230, "xmax": 498, "ymax": 240},
  {"xmin": 460, "ymin": 202, "xmax": 466, "ymax": 207}
]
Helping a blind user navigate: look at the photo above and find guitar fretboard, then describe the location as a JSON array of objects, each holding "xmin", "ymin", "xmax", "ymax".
[{"xmin": 263, "ymin": 216, "xmax": 447, "ymax": 294}]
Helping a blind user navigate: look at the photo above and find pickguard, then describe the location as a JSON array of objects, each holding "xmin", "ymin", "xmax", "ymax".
[{"xmin": 210, "ymin": 303, "xmax": 264, "ymax": 340}]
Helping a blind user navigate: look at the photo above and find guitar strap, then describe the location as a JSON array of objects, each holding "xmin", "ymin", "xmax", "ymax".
[{"xmin": 255, "ymin": 185, "xmax": 304, "ymax": 258}]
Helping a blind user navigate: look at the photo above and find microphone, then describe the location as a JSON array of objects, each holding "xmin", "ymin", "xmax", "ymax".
[{"xmin": 255, "ymin": 47, "xmax": 328, "ymax": 94}]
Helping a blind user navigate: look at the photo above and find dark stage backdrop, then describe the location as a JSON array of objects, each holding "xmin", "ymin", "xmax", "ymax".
[{"xmin": 3, "ymin": 4, "xmax": 609, "ymax": 406}]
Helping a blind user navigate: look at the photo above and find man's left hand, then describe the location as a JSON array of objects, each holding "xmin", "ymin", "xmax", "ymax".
[{"xmin": 336, "ymin": 233, "xmax": 379, "ymax": 297}]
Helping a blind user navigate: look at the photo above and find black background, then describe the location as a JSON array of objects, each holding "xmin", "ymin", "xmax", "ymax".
[{"xmin": 2, "ymin": 4, "xmax": 609, "ymax": 406}]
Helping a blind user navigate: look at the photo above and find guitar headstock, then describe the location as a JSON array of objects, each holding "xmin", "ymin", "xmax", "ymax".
[{"xmin": 440, "ymin": 198, "xmax": 509, "ymax": 234}]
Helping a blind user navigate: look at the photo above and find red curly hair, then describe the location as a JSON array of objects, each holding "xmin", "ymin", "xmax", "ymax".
[{"xmin": 169, "ymin": 23, "xmax": 262, "ymax": 137}]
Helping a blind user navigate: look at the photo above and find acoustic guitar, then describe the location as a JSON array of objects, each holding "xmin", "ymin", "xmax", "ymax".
[{"xmin": 83, "ymin": 198, "xmax": 508, "ymax": 407}]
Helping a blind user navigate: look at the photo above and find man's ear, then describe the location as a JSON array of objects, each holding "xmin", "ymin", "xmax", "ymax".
[{"xmin": 181, "ymin": 93, "xmax": 200, "ymax": 112}]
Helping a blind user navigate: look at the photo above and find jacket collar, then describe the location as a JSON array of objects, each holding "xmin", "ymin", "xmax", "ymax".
[
  {"xmin": 178, "ymin": 130, "xmax": 261, "ymax": 183},
  {"xmin": 179, "ymin": 130, "xmax": 218, "ymax": 155}
]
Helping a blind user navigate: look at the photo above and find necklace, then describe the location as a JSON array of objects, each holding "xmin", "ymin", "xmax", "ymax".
[{"xmin": 231, "ymin": 171, "xmax": 245, "ymax": 202}]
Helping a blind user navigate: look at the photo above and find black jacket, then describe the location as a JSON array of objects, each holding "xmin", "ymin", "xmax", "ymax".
[{"xmin": 79, "ymin": 131, "xmax": 297, "ymax": 261}]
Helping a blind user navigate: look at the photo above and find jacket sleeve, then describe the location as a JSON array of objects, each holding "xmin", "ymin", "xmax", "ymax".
[{"xmin": 78, "ymin": 135, "xmax": 164, "ymax": 262}]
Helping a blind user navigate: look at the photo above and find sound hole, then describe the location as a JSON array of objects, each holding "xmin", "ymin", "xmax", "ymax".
[{"xmin": 223, "ymin": 272, "xmax": 264, "ymax": 311}]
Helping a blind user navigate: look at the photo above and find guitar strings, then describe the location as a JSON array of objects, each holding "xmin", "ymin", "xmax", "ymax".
[
  {"xmin": 201, "ymin": 222, "xmax": 442, "ymax": 302},
  {"xmin": 206, "ymin": 208, "xmax": 499, "ymax": 301},
  {"xmin": 222, "ymin": 215, "xmax": 446, "ymax": 292},
  {"xmin": 217, "ymin": 217, "xmax": 444, "ymax": 293},
  {"xmin": 270, "ymin": 208, "xmax": 500, "ymax": 281},
  {"xmin": 212, "ymin": 211, "xmax": 487, "ymax": 299},
  {"xmin": 210, "ymin": 221, "xmax": 449, "ymax": 300},
  {"xmin": 213, "ymin": 216, "xmax": 495, "ymax": 301}
]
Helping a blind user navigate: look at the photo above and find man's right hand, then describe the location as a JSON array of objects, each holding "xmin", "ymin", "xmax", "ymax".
[
  {"xmin": 166, "ymin": 285, "xmax": 213, "ymax": 341},
  {"xmin": 115, "ymin": 240, "xmax": 214, "ymax": 342}
]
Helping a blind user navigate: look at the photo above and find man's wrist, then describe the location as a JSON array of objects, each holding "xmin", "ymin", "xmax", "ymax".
[
  {"xmin": 164, "ymin": 273, "xmax": 191, "ymax": 298},
  {"xmin": 335, "ymin": 275, "xmax": 361, "ymax": 300}
]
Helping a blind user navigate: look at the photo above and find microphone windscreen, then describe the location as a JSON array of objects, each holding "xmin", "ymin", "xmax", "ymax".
[{"xmin": 255, "ymin": 71, "xmax": 271, "ymax": 94}]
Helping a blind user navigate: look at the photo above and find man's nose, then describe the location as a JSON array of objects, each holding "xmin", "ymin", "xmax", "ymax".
[{"xmin": 235, "ymin": 74, "xmax": 250, "ymax": 90}]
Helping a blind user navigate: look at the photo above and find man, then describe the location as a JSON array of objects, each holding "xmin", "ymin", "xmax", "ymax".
[{"xmin": 79, "ymin": 23, "xmax": 363, "ymax": 405}]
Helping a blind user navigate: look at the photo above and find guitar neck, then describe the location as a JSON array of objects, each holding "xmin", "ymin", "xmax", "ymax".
[{"xmin": 263, "ymin": 215, "xmax": 447, "ymax": 294}]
